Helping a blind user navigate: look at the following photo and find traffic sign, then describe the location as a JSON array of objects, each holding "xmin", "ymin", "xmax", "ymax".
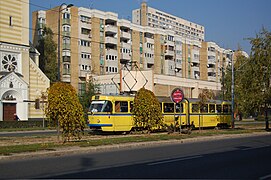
[{"xmin": 171, "ymin": 88, "xmax": 184, "ymax": 103}]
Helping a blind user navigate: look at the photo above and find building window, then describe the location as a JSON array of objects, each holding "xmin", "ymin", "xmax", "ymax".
[
  {"xmin": 2, "ymin": 54, "xmax": 18, "ymax": 72},
  {"xmin": 80, "ymin": 40, "xmax": 90, "ymax": 47},
  {"xmin": 9, "ymin": 16, "xmax": 12, "ymax": 26},
  {"xmin": 81, "ymin": 28, "xmax": 91, "ymax": 35},
  {"xmin": 63, "ymin": 64, "xmax": 70, "ymax": 74},
  {"xmin": 78, "ymin": 83, "xmax": 86, "ymax": 96},
  {"xmin": 63, "ymin": 13, "xmax": 70, "ymax": 19}
]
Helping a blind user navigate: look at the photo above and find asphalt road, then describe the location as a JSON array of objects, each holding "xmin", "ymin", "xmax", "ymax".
[{"xmin": 0, "ymin": 134, "xmax": 271, "ymax": 179}]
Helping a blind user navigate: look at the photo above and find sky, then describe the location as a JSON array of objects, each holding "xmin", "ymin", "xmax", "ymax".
[{"xmin": 29, "ymin": 0, "xmax": 271, "ymax": 54}]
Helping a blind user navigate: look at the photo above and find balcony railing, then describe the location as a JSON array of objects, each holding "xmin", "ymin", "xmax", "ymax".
[
  {"xmin": 145, "ymin": 37, "xmax": 154, "ymax": 44},
  {"xmin": 105, "ymin": 37, "xmax": 117, "ymax": 45},
  {"xmin": 105, "ymin": 25, "xmax": 118, "ymax": 34},
  {"xmin": 120, "ymin": 53, "xmax": 131, "ymax": 61},
  {"xmin": 120, "ymin": 31, "xmax": 131, "ymax": 39},
  {"xmin": 62, "ymin": 18, "xmax": 71, "ymax": 25},
  {"xmin": 165, "ymin": 49, "xmax": 174, "ymax": 57},
  {"xmin": 208, "ymin": 76, "xmax": 216, "ymax": 82},
  {"xmin": 62, "ymin": 43, "xmax": 70, "ymax": 50},
  {"xmin": 62, "ymin": 31, "xmax": 71, "ymax": 37}
]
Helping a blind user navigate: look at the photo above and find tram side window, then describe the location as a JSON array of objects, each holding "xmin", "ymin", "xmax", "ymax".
[
  {"xmin": 223, "ymin": 105, "xmax": 231, "ymax": 113},
  {"xmin": 175, "ymin": 103, "xmax": 183, "ymax": 113},
  {"xmin": 103, "ymin": 101, "xmax": 112, "ymax": 112},
  {"xmin": 115, "ymin": 101, "xmax": 128, "ymax": 112},
  {"xmin": 192, "ymin": 104, "xmax": 199, "ymax": 113},
  {"xmin": 164, "ymin": 103, "xmax": 174, "ymax": 113},
  {"xmin": 209, "ymin": 104, "xmax": 215, "ymax": 113},
  {"xmin": 216, "ymin": 105, "xmax": 222, "ymax": 113},
  {"xmin": 200, "ymin": 104, "xmax": 208, "ymax": 113}
]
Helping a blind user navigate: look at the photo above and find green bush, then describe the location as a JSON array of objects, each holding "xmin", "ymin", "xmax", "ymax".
[{"xmin": 133, "ymin": 88, "xmax": 163, "ymax": 132}]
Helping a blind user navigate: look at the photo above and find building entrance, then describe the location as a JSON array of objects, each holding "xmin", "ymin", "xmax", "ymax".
[{"xmin": 3, "ymin": 103, "xmax": 16, "ymax": 121}]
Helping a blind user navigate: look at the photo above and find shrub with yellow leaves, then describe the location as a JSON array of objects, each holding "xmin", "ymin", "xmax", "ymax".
[{"xmin": 45, "ymin": 82, "xmax": 85, "ymax": 142}]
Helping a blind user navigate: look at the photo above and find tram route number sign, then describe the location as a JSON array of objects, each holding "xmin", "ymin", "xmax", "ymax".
[{"xmin": 171, "ymin": 88, "xmax": 184, "ymax": 103}]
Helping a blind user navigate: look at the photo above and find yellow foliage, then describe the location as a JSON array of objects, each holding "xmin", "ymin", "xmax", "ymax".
[{"xmin": 45, "ymin": 82, "xmax": 85, "ymax": 142}]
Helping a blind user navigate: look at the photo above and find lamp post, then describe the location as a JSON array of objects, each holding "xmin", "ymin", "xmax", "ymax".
[
  {"xmin": 57, "ymin": 3, "xmax": 73, "ymax": 142},
  {"xmin": 230, "ymin": 50, "xmax": 235, "ymax": 128},
  {"xmin": 58, "ymin": 3, "xmax": 73, "ymax": 81}
]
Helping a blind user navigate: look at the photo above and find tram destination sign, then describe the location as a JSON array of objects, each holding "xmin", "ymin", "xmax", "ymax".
[{"xmin": 171, "ymin": 88, "xmax": 184, "ymax": 103}]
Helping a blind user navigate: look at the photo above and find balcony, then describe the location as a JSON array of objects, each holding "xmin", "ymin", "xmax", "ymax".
[
  {"xmin": 191, "ymin": 66, "xmax": 200, "ymax": 72},
  {"xmin": 144, "ymin": 37, "xmax": 154, "ymax": 44},
  {"xmin": 175, "ymin": 53, "xmax": 182, "ymax": 59},
  {"xmin": 105, "ymin": 37, "xmax": 117, "ymax": 45},
  {"xmin": 207, "ymin": 67, "xmax": 216, "ymax": 73},
  {"xmin": 120, "ymin": 31, "xmax": 131, "ymax": 40},
  {"xmin": 106, "ymin": 49, "xmax": 118, "ymax": 56},
  {"xmin": 120, "ymin": 53, "xmax": 131, "ymax": 61},
  {"xmin": 208, "ymin": 76, "xmax": 216, "ymax": 82},
  {"xmin": 81, "ymin": 33, "xmax": 92, "ymax": 40},
  {"xmin": 79, "ymin": 70, "xmax": 91, "ymax": 78},
  {"xmin": 165, "ymin": 40, "xmax": 174, "ymax": 46},
  {"xmin": 62, "ymin": 31, "xmax": 71, "ymax": 37},
  {"xmin": 145, "ymin": 56, "xmax": 154, "ymax": 64},
  {"xmin": 176, "ymin": 62, "xmax": 182, "ymax": 69},
  {"xmin": 192, "ymin": 55, "xmax": 200, "ymax": 63},
  {"xmin": 38, "ymin": 23, "xmax": 45, "ymax": 29},
  {"xmin": 62, "ymin": 18, "xmax": 71, "ymax": 25},
  {"xmin": 120, "ymin": 42, "xmax": 131, "ymax": 49},
  {"xmin": 208, "ymin": 59, "xmax": 216, "ymax": 65},
  {"xmin": 165, "ymin": 49, "xmax": 174, "ymax": 57},
  {"xmin": 62, "ymin": 43, "xmax": 70, "ymax": 50},
  {"xmin": 105, "ymin": 25, "xmax": 118, "ymax": 34},
  {"xmin": 62, "ymin": 75, "xmax": 71, "ymax": 83},
  {"xmin": 80, "ymin": 45, "xmax": 91, "ymax": 53}
]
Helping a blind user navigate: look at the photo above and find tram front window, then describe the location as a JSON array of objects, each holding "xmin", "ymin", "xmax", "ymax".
[{"xmin": 89, "ymin": 101, "xmax": 112, "ymax": 112}]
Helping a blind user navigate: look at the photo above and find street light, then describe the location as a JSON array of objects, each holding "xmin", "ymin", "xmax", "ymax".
[
  {"xmin": 222, "ymin": 49, "xmax": 235, "ymax": 128},
  {"xmin": 230, "ymin": 50, "xmax": 235, "ymax": 128},
  {"xmin": 57, "ymin": 3, "xmax": 73, "ymax": 142},
  {"xmin": 58, "ymin": 3, "xmax": 73, "ymax": 81}
]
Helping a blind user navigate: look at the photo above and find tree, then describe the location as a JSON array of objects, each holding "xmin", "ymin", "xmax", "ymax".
[
  {"xmin": 79, "ymin": 79, "xmax": 100, "ymax": 116},
  {"xmin": 133, "ymin": 88, "xmax": 163, "ymax": 132},
  {"xmin": 36, "ymin": 27, "xmax": 58, "ymax": 82},
  {"xmin": 198, "ymin": 89, "xmax": 214, "ymax": 129},
  {"xmin": 45, "ymin": 82, "xmax": 85, "ymax": 142},
  {"xmin": 223, "ymin": 28, "xmax": 271, "ymax": 121},
  {"xmin": 198, "ymin": 89, "xmax": 215, "ymax": 107}
]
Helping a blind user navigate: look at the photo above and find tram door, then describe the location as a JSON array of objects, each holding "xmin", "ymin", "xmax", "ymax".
[
  {"xmin": 3, "ymin": 103, "xmax": 16, "ymax": 121},
  {"xmin": 114, "ymin": 101, "xmax": 131, "ymax": 131}
]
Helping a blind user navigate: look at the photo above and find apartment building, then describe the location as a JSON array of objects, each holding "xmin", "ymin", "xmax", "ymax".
[
  {"xmin": 132, "ymin": 2, "xmax": 205, "ymax": 42},
  {"xmin": 0, "ymin": 0, "xmax": 49, "ymax": 121},
  {"xmin": 32, "ymin": 3, "xmax": 238, "ymax": 98}
]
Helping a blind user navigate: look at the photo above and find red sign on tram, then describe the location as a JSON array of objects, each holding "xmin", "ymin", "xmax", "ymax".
[{"xmin": 171, "ymin": 88, "xmax": 184, "ymax": 103}]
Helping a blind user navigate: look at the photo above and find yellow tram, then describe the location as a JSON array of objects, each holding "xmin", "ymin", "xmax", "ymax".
[{"xmin": 88, "ymin": 94, "xmax": 231, "ymax": 132}]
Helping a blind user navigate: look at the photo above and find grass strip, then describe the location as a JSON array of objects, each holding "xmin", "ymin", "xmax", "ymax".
[{"xmin": 0, "ymin": 128, "xmax": 265, "ymax": 156}]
